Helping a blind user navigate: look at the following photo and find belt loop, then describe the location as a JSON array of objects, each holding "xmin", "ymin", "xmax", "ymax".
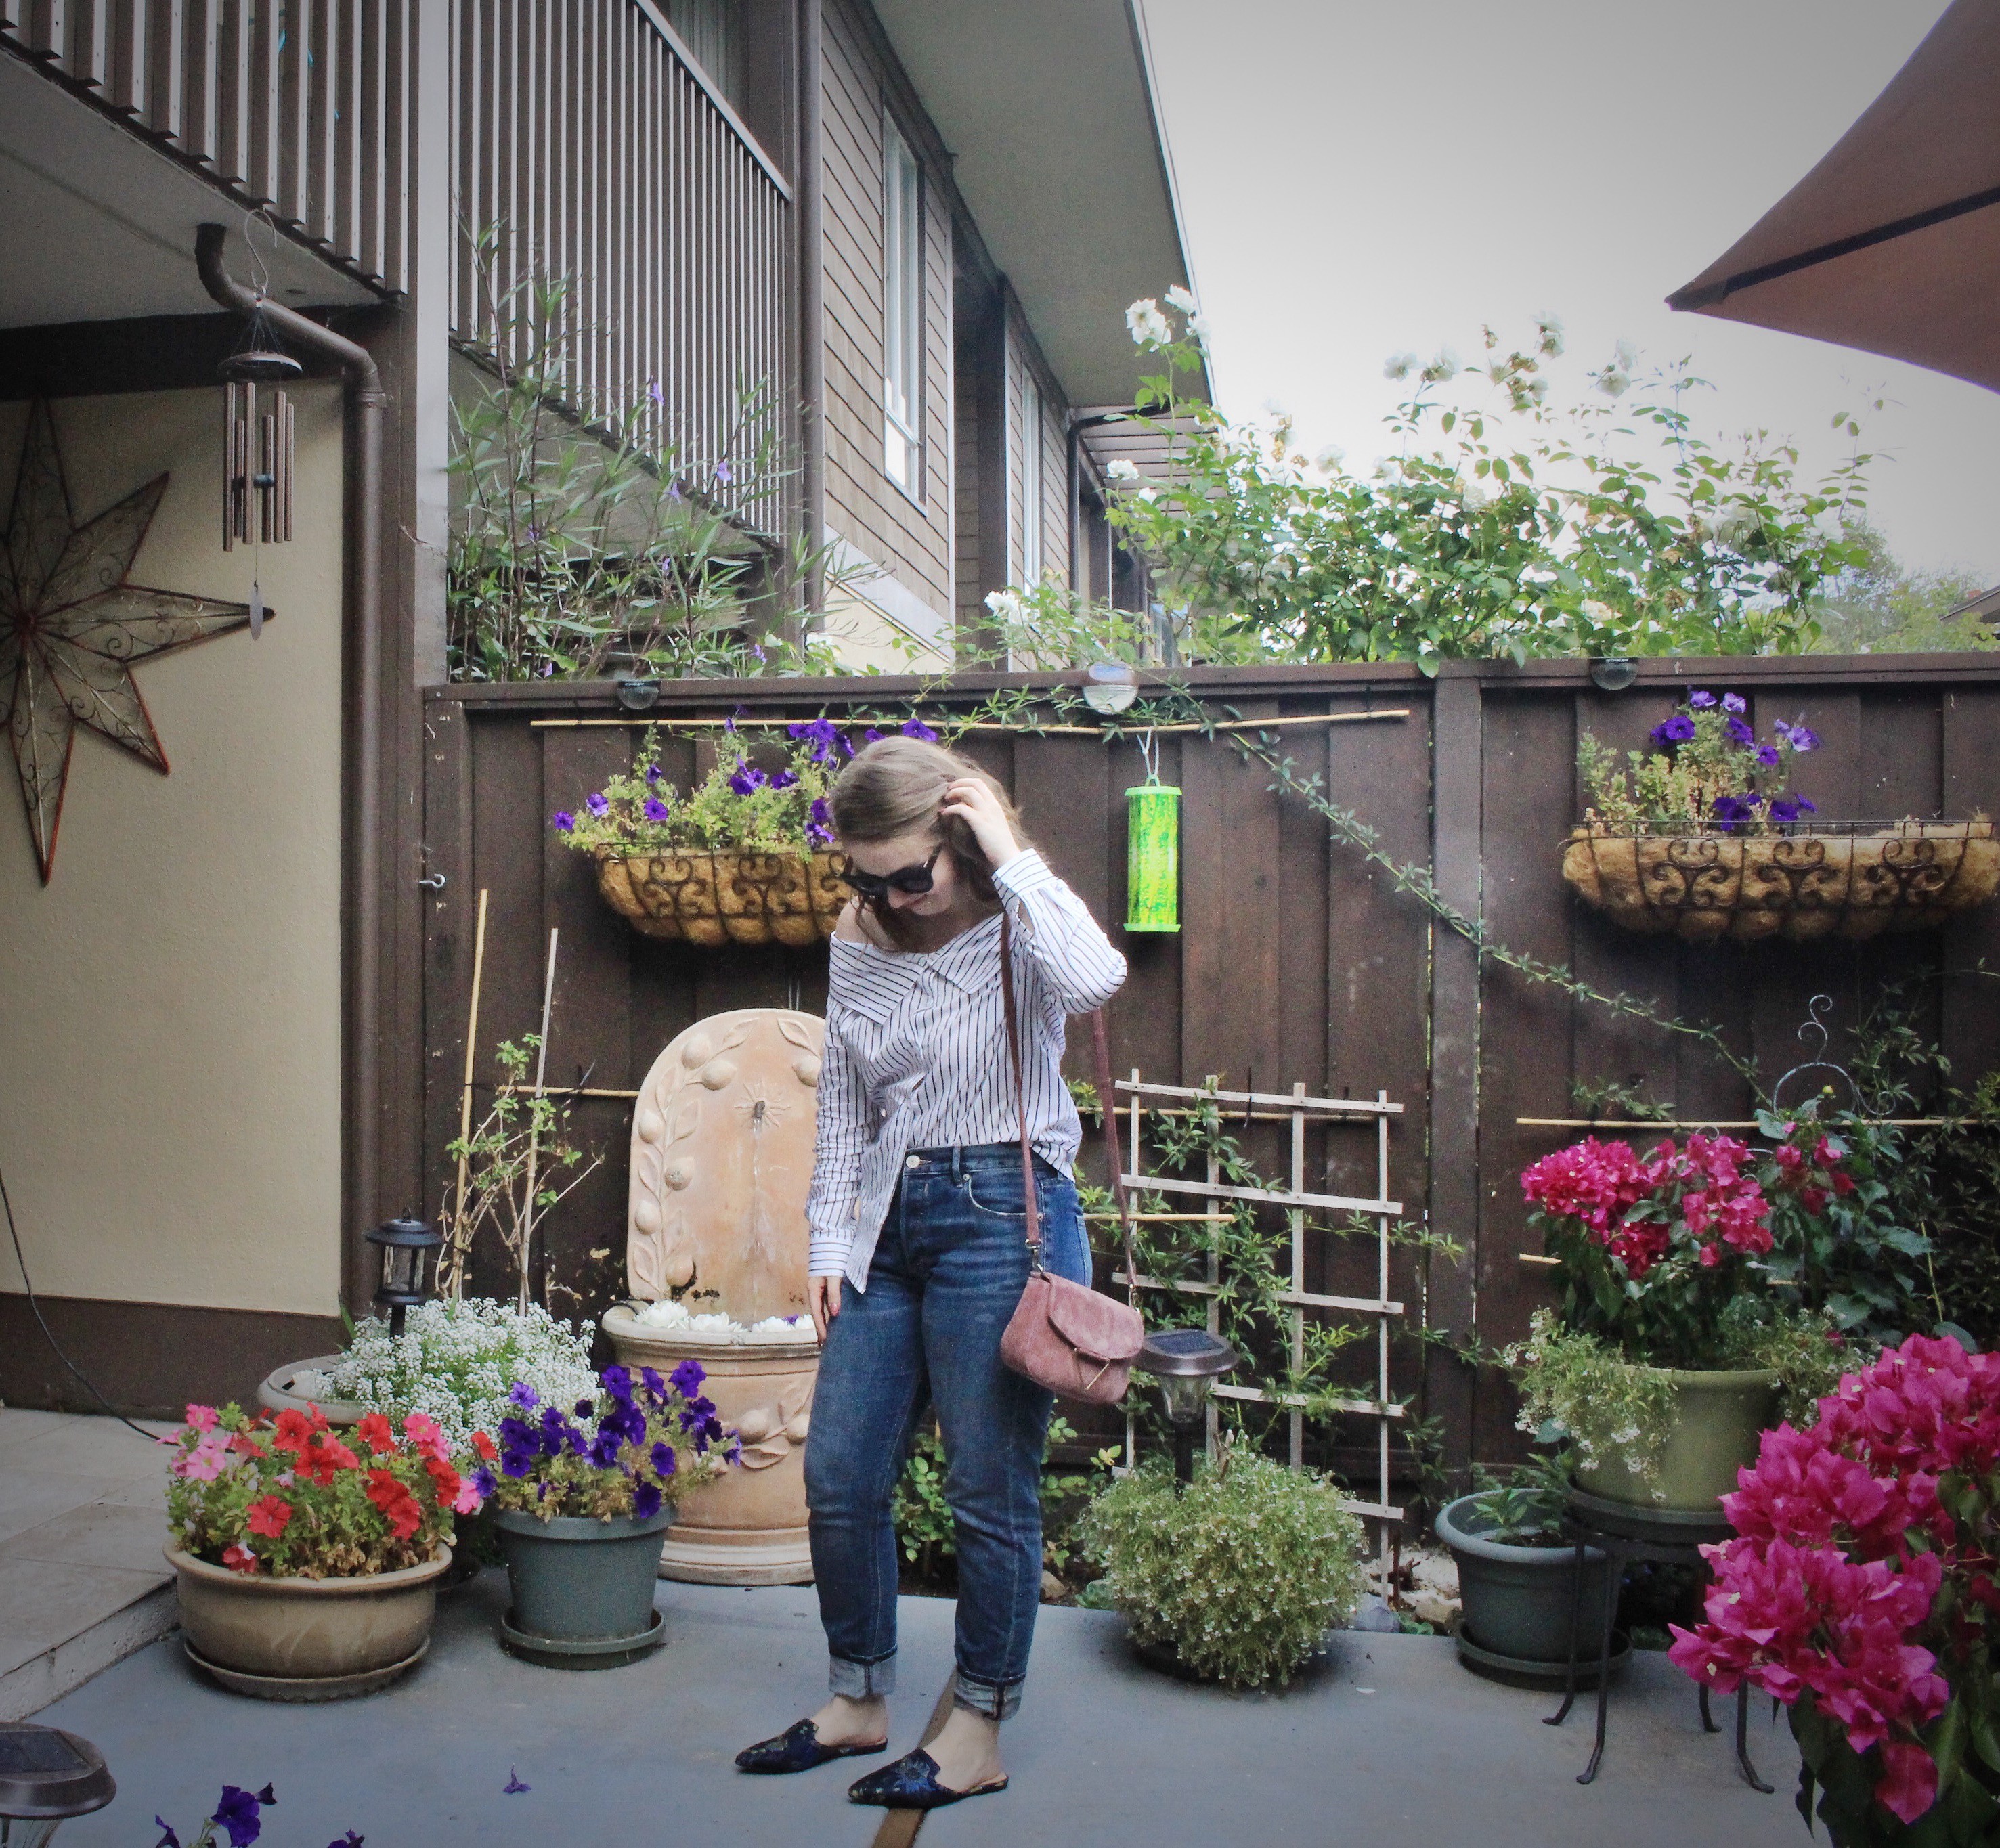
[{"xmin": 951, "ymin": 1144, "xmax": 963, "ymax": 1179}]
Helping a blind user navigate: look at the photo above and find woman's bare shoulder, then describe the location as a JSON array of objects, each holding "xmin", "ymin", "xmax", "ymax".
[{"xmin": 833, "ymin": 898, "xmax": 891, "ymax": 950}]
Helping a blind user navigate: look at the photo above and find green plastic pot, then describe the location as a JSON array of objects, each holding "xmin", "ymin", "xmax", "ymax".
[
  {"xmin": 1574, "ymin": 1367, "xmax": 1780, "ymax": 1513},
  {"xmin": 488, "ymin": 1505, "xmax": 674, "ymax": 1645},
  {"xmin": 1435, "ymin": 1495, "xmax": 1611, "ymax": 1665}
]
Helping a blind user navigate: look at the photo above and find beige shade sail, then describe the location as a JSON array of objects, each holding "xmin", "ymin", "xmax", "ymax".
[{"xmin": 1666, "ymin": 0, "xmax": 2000, "ymax": 392}]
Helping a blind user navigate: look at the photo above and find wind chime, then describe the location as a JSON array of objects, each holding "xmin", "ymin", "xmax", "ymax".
[{"xmin": 219, "ymin": 298, "xmax": 300, "ymax": 638}]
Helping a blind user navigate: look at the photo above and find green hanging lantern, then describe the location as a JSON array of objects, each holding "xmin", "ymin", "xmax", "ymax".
[{"xmin": 1125, "ymin": 782, "xmax": 1181, "ymax": 933}]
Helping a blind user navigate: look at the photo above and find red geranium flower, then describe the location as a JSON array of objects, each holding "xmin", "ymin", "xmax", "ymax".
[
  {"xmin": 246, "ymin": 1495, "xmax": 293, "ymax": 1539},
  {"xmin": 365, "ymin": 1468, "xmax": 422, "ymax": 1541}
]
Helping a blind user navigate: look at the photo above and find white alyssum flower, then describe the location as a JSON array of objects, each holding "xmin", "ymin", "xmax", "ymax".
[
  {"xmin": 1383, "ymin": 351, "xmax": 1418, "ymax": 382},
  {"xmin": 630, "ymin": 1298, "xmax": 809, "ymax": 1344},
  {"xmin": 1125, "ymin": 298, "xmax": 1171, "ymax": 346},
  {"xmin": 324, "ymin": 1296, "xmax": 597, "ymax": 1458},
  {"xmin": 1105, "ymin": 457, "xmax": 1141, "ymax": 482}
]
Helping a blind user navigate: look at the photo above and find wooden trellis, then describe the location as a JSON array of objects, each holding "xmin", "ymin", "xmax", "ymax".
[{"xmin": 1110, "ymin": 1072, "xmax": 1407, "ymax": 1530}]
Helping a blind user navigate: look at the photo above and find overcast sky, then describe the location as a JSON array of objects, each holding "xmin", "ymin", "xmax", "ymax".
[{"xmin": 1142, "ymin": 0, "xmax": 2000, "ymax": 586}]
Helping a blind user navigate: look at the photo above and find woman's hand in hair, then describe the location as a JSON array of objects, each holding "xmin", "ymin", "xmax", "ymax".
[
  {"xmin": 941, "ymin": 778, "xmax": 1023, "ymax": 871},
  {"xmin": 809, "ymin": 1274, "xmax": 841, "ymax": 1340}
]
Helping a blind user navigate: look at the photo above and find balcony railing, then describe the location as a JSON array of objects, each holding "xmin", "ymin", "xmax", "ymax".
[
  {"xmin": 2, "ymin": 0, "xmax": 414, "ymax": 292},
  {"xmin": 450, "ymin": 0, "xmax": 793, "ymax": 533}
]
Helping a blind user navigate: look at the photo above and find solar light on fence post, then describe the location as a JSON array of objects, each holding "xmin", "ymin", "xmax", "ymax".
[
  {"xmin": 0, "ymin": 1722, "xmax": 114, "ymax": 1847},
  {"xmin": 1083, "ymin": 661, "xmax": 1138, "ymax": 715},
  {"xmin": 1133, "ymin": 1328, "xmax": 1237, "ymax": 1485},
  {"xmin": 366, "ymin": 1216, "xmax": 443, "ymax": 1336}
]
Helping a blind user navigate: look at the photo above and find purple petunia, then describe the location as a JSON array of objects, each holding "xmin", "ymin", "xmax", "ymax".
[
  {"xmin": 789, "ymin": 717, "xmax": 844, "ymax": 762},
  {"xmin": 670, "ymin": 1358, "xmax": 708, "ymax": 1399},
  {"xmin": 551, "ymin": 810, "xmax": 575, "ymax": 833},
  {"xmin": 633, "ymin": 1480, "xmax": 664, "ymax": 1520},
  {"xmin": 1755, "ymin": 745, "xmax": 1782, "ymax": 769},
  {"xmin": 644, "ymin": 797, "xmax": 670, "ymax": 823},
  {"xmin": 211, "ymin": 1785, "xmax": 271, "ymax": 1848},
  {"xmin": 865, "ymin": 728, "xmax": 886, "ymax": 743},
  {"xmin": 1711, "ymin": 792, "xmax": 1762, "ymax": 833},
  {"xmin": 900, "ymin": 718, "xmax": 939, "ymax": 743},
  {"xmin": 471, "ymin": 1464, "xmax": 496, "ymax": 1499},
  {"xmin": 807, "ymin": 795, "xmax": 835, "ymax": 849},
  {"xmin": 728, "ymin": 762, "xmax": 768, "ymax": 796},
  {"xmin": 640, "ymin": 1365, "xmax": 668, "ymax": 1404},
  {"xmin": 651, "ymin": 1440, "xmax": 678, "ymax": 1477},
  {"xmin": 1687, "ymin": 691, "xmax": 1718, "ymax": 709},
  {"xmin": 603, "ymin": 1365, "xmax": 632, "ymax": 1402},
  {"xmin": 327, "ymin": 1834, "xmax": 365, "ymax": 1848},
  {"xmin": 769, "ymin": 768, "xmax": 799, "ymax": 791},
  {"xmin": 714, "ymin": 462, "xmax": 734, "ymax": 485},
  {"xmin": 508, "ymin": 1383, "xmax": 539, "ymax": 1411},
  {"xmin": 156, "ymin": 1820, "xmax": 181, "ymax": 1848},
  {"xmin": 1775, "ymin": 719, "xmax": 1821, "ymax": 752},
  {"xmin": 586, "ymin": 792, "xmax": 611, "ymax": 817},
  {"xmin": 1725, "ymin": 716, "xmax": 1755, "ymax": 747},
  {"xmin": 1722, "ymin": 692, "xmax": 1747, "ymax": 714},
  {"xmin": 645, "ymin": 763, "xmax": 663, "ymax": 787},
  {"xmin": 1767, "ymin": 797, "xmax": 1819, "ymax": 824},
  {"xmin": 1651, "ymin": 715, "xmax": 1697, "ymax": 745}
]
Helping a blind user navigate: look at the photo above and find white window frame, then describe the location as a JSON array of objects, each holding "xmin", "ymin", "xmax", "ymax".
[
  {"xmin": 1020, "ymin": 373, "xmax": 1044, "ymax": 584},
  {"xmin": 882, "ymin": 118, "xmax": 923, "ymax": 498}
]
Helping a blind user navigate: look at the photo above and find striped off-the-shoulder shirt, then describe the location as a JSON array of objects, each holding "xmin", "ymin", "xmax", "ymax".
[{"xmin": 806, "ymin": 848, "xmax": 1127, "ymax": 1289}]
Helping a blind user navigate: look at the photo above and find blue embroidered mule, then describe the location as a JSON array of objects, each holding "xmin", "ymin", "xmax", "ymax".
[
  {"xmin": 734, "ymin": 1718, "xmax": 888, "ymax": 1775},
  {"xmin": 846, "ymin": 1747, "xmax": 1009, "ymax": 1809}
]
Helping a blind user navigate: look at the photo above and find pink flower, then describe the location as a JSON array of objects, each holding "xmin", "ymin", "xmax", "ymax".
[
  {"xmin": 452, "ymin": 1476, "xmax": 486, "ymax": 1516},
  {"xmin": 403, "ymin": 1413, "xmax": 451, "ymax": 1464},
  {"xmin": 173, "ymin": 1431, "xmax": 232, "ymax": 1481},
  {"xmin": 184, "ymin": 1404, "xmax": 220, "ymax": 1432}
]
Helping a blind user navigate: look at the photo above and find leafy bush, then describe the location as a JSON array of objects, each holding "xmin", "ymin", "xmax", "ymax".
[
  {"xmin": 303, "ymin": 1297, "xmax": 597, "ymax": 1464},
  {"xmin": 892, "ymin": 1416, "xmax": 1116, "ymax": 1579},
  {"xmin": 1077, "ymin": 1443, "xmax": 1369, "ymax": 1687}
]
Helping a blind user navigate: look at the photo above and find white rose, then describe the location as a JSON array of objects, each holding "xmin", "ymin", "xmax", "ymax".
[
  {"xmin": 1165, "ymin": 284, "xmax": 1197, "ymax": 315},
  {"xmin": 1125, "ymin": 298, "xmax": 1171, "ymax": 346},
  {"xmin": 1106, "ymin": 457, "xmax": 1140, "ymax": 482},
  {"xmin": 1383, "ymin": 351, "xmax": 1418, "ymax": 382},
  {"xmin": 1313, "ymin": 444, "xmax": 1345, "ymax": 473}
]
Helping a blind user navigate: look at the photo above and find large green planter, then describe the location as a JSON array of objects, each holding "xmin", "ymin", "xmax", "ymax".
[
  {"xmin": 488, "ymin": 1505, "xmax": 674, "ymax": 1669},
  {"xmin": 1435, "ymin": 1496, "xmax": 1611, "ymax": 1669},
  {"xmin": 1575, "ymin": 1367, "xmax": 1780, "ymax": 1514}
]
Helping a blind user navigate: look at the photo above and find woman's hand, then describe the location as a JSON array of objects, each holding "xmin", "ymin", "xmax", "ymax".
[
  {"xmin": 940, "ymin": 778, "xmax": 1022, "ymax": 871},
  {"xmin": 809, "ymin": 1275, "xmax": 842, "ymax": 1341}
]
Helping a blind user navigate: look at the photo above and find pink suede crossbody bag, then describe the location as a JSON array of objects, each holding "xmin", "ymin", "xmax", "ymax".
[{"xmin": 995, "ymin": 913, "xmax": 1145, "ymax": 1404}]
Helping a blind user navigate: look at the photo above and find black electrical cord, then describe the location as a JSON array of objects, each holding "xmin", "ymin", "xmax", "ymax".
[{"xmin": 1, "ymin": 1158, "xmax": 161, "ymax": 1442}]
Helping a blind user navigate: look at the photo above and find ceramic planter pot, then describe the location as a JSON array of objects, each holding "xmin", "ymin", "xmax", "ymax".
[
  {"xmin": 1574, "ymin": 1367, "xmax": 1780, "ymax": 1514},
  {"xmin": 1435, "ymin": 1495, "xmax": 1619, "ymax": 1684},
  {"xmin": 170, "ymin": 1545, "xmax": 450, "ymax": 1700},
  {"xmin": 255, "ymin": 1355, "xmax": 363, "ymax": 1426},
  {"xmin": 602, "ymin": 1307, "xmax": 817, "ymax": 1585},
  {"xmin": 489, "ymin": 1505, "xmax": 674, "ymax": 1668},
  {"xmin": 593, "ymin": 848, "xmax": 851, "ymax": 946},
  {"xmin": 1562, "ymin": 820, "xmax": 2000, "ymax": 942}
]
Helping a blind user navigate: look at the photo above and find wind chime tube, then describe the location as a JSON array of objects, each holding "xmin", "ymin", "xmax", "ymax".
[{"xmin": 1125, "ymin": 783, "xmax": 1182, "ymax": 933}]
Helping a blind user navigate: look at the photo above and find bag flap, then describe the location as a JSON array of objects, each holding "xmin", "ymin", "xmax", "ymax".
[{"xmin": 1043, "ymin": 1279, "xmax": 1144, "ymax": 1363}]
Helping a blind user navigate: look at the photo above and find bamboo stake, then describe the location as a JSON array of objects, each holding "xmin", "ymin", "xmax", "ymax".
[
  {"xmin": 518, "ymin": 928, "xmax": 559, "ymax": 1312},
  {"xmin": 529, "ymin": 708, "xmax": 1410, "ymax": 736},
  {"xmin": 445, "ymin": 889, "xmax": 491, "ymax": 1295}
]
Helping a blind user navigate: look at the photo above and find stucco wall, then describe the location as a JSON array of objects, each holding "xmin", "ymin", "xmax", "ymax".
[{"xmin": 0, "ymin": 387, "xmax": 343, "ymax": 1317}]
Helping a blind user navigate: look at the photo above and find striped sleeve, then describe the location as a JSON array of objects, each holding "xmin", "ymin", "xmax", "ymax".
[
  {"xmin": 805, "ymin": 1005, "xmax": 870, "ymax": 1277},
  {"xmin": 991, "ymin": 849, "xmax": 1126, "ymax": 1013}
]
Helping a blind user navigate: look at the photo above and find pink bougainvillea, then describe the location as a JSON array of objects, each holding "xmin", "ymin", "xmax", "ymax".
[{"xmin": 1669, "ymin": 1335, "xmax": 2000, "ymax": 1829}]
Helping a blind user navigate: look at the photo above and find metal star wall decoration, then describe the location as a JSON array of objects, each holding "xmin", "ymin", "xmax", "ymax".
[{"xmin": 1, "ymin": 399, "xmax": 261, "ymax": 883}]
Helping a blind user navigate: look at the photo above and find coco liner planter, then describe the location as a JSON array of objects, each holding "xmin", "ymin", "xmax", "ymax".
[
  {"xmin": 170, "ymin": 1545, "xmax": 450, "ymax": 1700},
  {"xmin": 593, "ymin": 848, "xmax": 851, "ymax": 946},
  {"xmin": 1573, "ymin": 1367, "xmax": 1779, "ymax": 1514},
  {"xmin": 489, "ymin": 1505, "xmax": 674, "ymax": 1669},
  {"xmin": 1433, "ymin": 1494, "xmax": 1624, "ymax": 1686},
  {"xmin": 1561, "ymin": 819, "xmax": 2000, "ymax": 942}
]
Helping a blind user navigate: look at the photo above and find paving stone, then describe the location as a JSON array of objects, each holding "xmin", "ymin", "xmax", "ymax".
[
  {"xmin": 1, "ymin": 1502, "xmax": 173, "ymax": 1577},
  {"xmin": 0, "ymin": 1471, "xmax": 130, "ymax": 1546},
  {"xmin": 0, "ymin": 1559, "xmax": 169, "ymax": 1679}
]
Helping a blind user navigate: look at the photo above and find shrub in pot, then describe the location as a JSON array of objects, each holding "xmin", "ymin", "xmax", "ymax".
[
  {"xmin": 1436, "ymin": 1451, "xmax": 1615, "ymax": 1677},
  {"xmin": 1075, "ymin": 1440, "xmax": 1368, "ymax": 1688},
  {"xmin": 1670, "ymin": 1334, "xmax": 2000, "ymax": 1843},
  {"xmin": 483, "ymin": 1361, "xmax": 733, "ymax": 1666},
  {"xmin": 1509, "ymin": 1122, "xmax": 1857, "ymax": 1510},
  {"xmin": 165, "ymin": 1401, "xmax": 473, "ymax": 1698}
]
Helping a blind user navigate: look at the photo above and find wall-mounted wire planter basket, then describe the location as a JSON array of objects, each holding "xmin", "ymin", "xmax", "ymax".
[
  {"xmin": 1561, "ymin": 819, "xmax": 2000, "ymax": 942},
  {"xmin": 594, "ymin": 849, "xmax": 852, "ymax": 946}
]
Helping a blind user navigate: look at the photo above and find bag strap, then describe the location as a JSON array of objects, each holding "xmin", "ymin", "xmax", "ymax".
[
  {"xmin": 999, "ymin": 911, "xmax": 1044, "ymax": 1267},
  {"xmin": 997, "ymin": 909, "xmax": 1140, "ymax": 1305}
]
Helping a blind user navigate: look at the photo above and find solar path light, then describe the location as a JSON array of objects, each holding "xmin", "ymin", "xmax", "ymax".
[
  {"xmin": 0, "ymin": 1723, "xmax": 114, "ymax": 1847},
  {"xmin": 366, "ymin": 1215, "xmax": 443, "ymax": 1336},
  {"xmin": 1132, "ymin": 1327, "xmax": 1238, "ymax": 1484}
]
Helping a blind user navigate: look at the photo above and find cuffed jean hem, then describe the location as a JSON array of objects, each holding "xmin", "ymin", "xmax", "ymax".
[
  {"xmin": 952, "ymin": 1669, "xmax": 1022, "ymax": 1721},
  {"xmin": 829, "ymin": 1652, "xmax": 896, "ymax": 1700}
]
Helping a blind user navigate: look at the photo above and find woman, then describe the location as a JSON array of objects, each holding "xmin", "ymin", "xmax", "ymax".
[{"xmin": 735, "ymin": 734, "xmax": 1125, "ymax": 1811}]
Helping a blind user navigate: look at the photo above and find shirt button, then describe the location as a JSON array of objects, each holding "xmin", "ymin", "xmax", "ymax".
[{"xmin": 905, "ymin": 1154, "xmax": 921, "ymax": 1170}]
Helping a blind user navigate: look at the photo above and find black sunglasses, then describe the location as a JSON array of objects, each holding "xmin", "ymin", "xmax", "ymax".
[{"xmin": 846, "ymin": 845, "xmax": 944, "ymax": 900}]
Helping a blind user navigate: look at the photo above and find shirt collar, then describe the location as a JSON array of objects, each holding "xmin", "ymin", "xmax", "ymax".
[{"xmin": 834, "ymin": 911, "xmax": 1003, "ymax": 1012}]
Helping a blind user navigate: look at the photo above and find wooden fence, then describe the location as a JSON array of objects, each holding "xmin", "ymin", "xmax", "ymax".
[{"xmin": 416, "ymin": 655, "xmax": 2000, "ymax": 1489}]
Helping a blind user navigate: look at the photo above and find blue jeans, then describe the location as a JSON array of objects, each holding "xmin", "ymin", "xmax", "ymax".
[{"xmin": 804, "ymin": 1143, "xmax": 1090, "ymax": 1721}]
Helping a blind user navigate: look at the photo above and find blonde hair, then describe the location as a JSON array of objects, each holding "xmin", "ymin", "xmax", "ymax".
[{"xmin": 829, "ymin": 735, "xmax": 1030, "ymax": 941}]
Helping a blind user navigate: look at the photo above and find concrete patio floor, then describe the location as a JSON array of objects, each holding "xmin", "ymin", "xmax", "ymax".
[{"xmin": 35, "ymin": 1570, "xmax": 1802, "ymax": 1847}]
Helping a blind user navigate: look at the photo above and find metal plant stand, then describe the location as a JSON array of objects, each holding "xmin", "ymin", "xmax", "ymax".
[{"xmin": 1543, "ymin": 1485, "xmax": 1772, "ymax": 1792}]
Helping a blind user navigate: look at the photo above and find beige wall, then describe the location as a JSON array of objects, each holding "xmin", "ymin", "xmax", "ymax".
[{"xmin": 0, "ymin": 388, "xmax": 344, "ymax": 1317}]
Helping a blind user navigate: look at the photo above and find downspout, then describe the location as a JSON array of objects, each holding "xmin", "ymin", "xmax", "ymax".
[
  {"xmin": 197, "ymin": 223, "xmax": 387, "ymax": 1296},
  {"xmin": 797, "ymin": 0, "xmax": 825, "ymax": 618}
]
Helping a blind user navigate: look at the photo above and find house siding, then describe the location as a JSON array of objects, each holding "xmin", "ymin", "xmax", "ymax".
[
  {"xmin": 1005, "ymin": 311, "xmax": 1072, "ymax": 591},
  {"xmin": 819, "ymin": 0, "xmax": 954, "ymax": 632}
]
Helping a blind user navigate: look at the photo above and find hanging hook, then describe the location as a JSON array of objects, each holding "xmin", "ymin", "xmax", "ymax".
[{"xmin": 239, "ymin": 204, "xmax": 280, "ymax": 301}]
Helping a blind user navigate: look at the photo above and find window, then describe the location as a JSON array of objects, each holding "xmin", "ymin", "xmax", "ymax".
[
  {"xmin": 667, "ymin": 0, "xmax": 742, "ymax": 110},
  {"xmin": 1020, "ymin": 374, "xmax": 1044, "ymax": 584},
  {"xmin": 882, "ymin": 119, "xmax": 923, "ymax": 496}
]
